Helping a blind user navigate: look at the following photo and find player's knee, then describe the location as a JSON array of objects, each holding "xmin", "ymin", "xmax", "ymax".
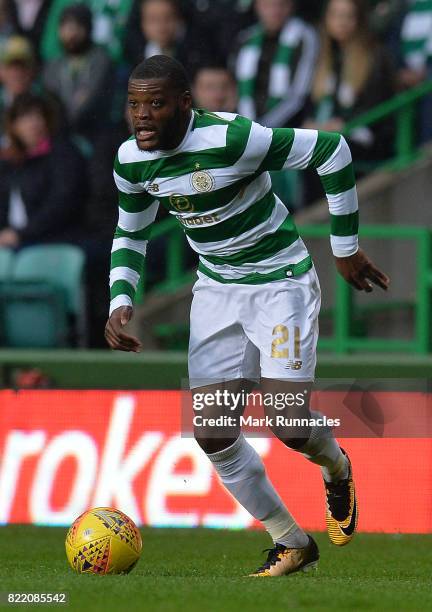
[
  {"xmin": 269, "ymin": 423, "xmax": 311, "ymax": 450},
  {"xmin": 281, "ymin": 436, "xmax": 310, "ymax": 450},
  {"xmin": 194, "ymin": 434, "xmax": 238, "ymax": 454}
]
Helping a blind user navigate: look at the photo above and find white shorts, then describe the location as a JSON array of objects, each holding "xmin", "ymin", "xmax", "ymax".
[{"xmin": 188, "ymin": 266, "xmax": 321, "ymax": 388}]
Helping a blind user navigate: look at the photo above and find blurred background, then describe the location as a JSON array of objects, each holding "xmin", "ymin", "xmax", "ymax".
[
  {"xmin": 0, "ymin": 0, "xmax": 431, "ymax": 533},
  {"xmin": 0, "ymin": 0, "xmax": 432, "ymax": 359}
]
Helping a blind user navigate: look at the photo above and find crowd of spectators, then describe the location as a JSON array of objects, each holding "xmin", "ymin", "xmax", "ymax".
[{"xmin": 0, "ymin": 0, "xmax": 430, "ymax": 346}]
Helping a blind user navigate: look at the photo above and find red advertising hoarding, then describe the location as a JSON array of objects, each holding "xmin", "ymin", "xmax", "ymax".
[{"xmin": 0, "ymin": 390, "xmax": 431, "ymax": 532}]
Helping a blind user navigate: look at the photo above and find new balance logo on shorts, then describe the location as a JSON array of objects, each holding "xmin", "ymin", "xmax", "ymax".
[{"xmin": 285, "ymin": 360, "xmax": 302, "ymax": 370}]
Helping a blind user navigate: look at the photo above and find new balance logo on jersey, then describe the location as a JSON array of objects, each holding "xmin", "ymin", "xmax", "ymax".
[{"xmin": 148, "ymin": 183, "xmax": 159, "ymax": 193}]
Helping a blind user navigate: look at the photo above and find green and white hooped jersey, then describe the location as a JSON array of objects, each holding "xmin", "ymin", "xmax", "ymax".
[{"xmin": 109, "ymin": 110, "xmax": 359, "ymax": 315}]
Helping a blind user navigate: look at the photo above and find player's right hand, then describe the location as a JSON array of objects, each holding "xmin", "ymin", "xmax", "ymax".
[
  {"xmin": 104, "ymin": 306, "xmax": 142, "ymax": 352},
  {"xmin": 334, "ymin": 248, "xmax": 390, "ymax": 293}
]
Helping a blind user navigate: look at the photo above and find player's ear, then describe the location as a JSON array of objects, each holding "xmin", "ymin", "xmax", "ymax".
[{"xmin": 179, "ymin": 90, "xmax": 192, "ymax": 111}]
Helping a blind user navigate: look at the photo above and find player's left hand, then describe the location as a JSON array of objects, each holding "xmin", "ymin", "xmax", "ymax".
[{"xmin": 334, "ymin": 248, "xmax": 390, "ymax": 292}]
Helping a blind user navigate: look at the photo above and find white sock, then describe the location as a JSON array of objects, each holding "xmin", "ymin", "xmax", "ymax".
[
  {"xmin": 206, "ymin": 434, "xmax": 308, "ymax": 548},
  {"xmin": 299, "ymin": 410, "xmax": 349, "ymax": 483}
]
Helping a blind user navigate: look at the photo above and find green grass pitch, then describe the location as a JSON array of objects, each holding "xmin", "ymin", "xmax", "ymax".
[{"xmin": 1, "ymin": 527, "xmax": 431, "ymax": 611}]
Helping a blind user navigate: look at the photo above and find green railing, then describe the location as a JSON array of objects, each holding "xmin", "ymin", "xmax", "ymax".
[
  {"xmin": 300, "ymin": 224, "xmax": 432, "ymax": 354},
  {"xmin": 343, "ymin": 79, "xmax": 432, "ymax": 169},
  {"xmin": 139, "ymin": 222, "xmax": 432, "ymax": 354}
]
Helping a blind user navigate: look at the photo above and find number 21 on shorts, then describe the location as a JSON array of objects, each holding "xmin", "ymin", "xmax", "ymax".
[{"xmin": 271, "ymin": 325, "xmax": 302, "ymax": 370}]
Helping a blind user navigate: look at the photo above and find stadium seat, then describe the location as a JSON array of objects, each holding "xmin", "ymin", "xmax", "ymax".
[
  {"xmin": 13, "ymin": 244, "xmax": 85, "ymax": 314},
  {"xmin": 0, "ymin": 281, "xmax": 69, "ymax": 348},
  {"xmin": 0, "ymin": 248, "xmax": 14, "ymax": 280},
  {"xmin": 0, "ymin": 244, "xmax": 86, "ymax": 348}
]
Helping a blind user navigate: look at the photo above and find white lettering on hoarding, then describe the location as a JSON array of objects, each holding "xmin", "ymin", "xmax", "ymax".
[
  {"xmin": 30, "ymin": 431, "xmax": 98, "ymax": 525},
  {"xmin": 146, "ymin": 436, "xmax": 212, "ymax": 526},
  {"xmin": 0, "ymin": 431, "xmax": 45, "ymax": 524},
  {"xmin": 0, "ymin": 395, "xmax": 272, "ymax": 529},
  {"xmin": 92, "ymin": 395, "xmax": 162, "ymax": 524}
]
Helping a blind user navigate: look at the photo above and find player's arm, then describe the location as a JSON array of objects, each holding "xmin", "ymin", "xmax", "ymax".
[
  {"xmin": 104, "ymin": 160, "xmax": 159, "ymax": 352},
  {"xmin": 260, "ymin": 126, "xmax": 390, "ymax": 292}
]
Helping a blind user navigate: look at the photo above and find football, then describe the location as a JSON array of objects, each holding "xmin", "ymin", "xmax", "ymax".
[{"xmin": 65, "ymin": 507, "xmax": 142, "ymax": 575}]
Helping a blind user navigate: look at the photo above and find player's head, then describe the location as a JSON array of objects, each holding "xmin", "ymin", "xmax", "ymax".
[{"xmin": 128, "ymin": 55, "xmax": 192, "ymax": 152}]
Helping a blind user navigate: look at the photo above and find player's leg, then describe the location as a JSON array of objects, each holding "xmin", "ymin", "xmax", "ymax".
[
  {"xmin": 191, "ymin": 379, "xmax": 317, "ymax": 576},
  {"xmin": 189, "ymin": 274, "xmax": 315, "ymax": 575},
  {"xmin": 192, "ymin": 378, "xmax": 308, "ymax": 542},
  {"xmin": 245, "ymin": 266, "xmax": 357, "ymax": 547},
  {"xmin": 192, "ymin": 378, "xmax": 250, "ymax": 454},
  {"xmin": 261, "ymin": 377, "xmax": 357, "ymax": 546},
  {"xmin": 261, "ymin": 378, "xmax": 349, "ymax": 483}
]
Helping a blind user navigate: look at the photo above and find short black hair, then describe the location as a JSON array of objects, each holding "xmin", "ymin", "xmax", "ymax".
[{"xmin": 129, "ymin": 55, "xmax": 190, "ymax": 93}]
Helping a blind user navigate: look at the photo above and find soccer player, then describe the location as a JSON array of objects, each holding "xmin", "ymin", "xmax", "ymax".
[{"xmin": 105, "ymin": 55, "xmax": 390, "ymax": 577}]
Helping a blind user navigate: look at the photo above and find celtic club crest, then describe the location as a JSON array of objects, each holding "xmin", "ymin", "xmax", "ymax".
[{"xmin": 191, "ymin": 170, "xmax": 215, "ymax": 193}]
